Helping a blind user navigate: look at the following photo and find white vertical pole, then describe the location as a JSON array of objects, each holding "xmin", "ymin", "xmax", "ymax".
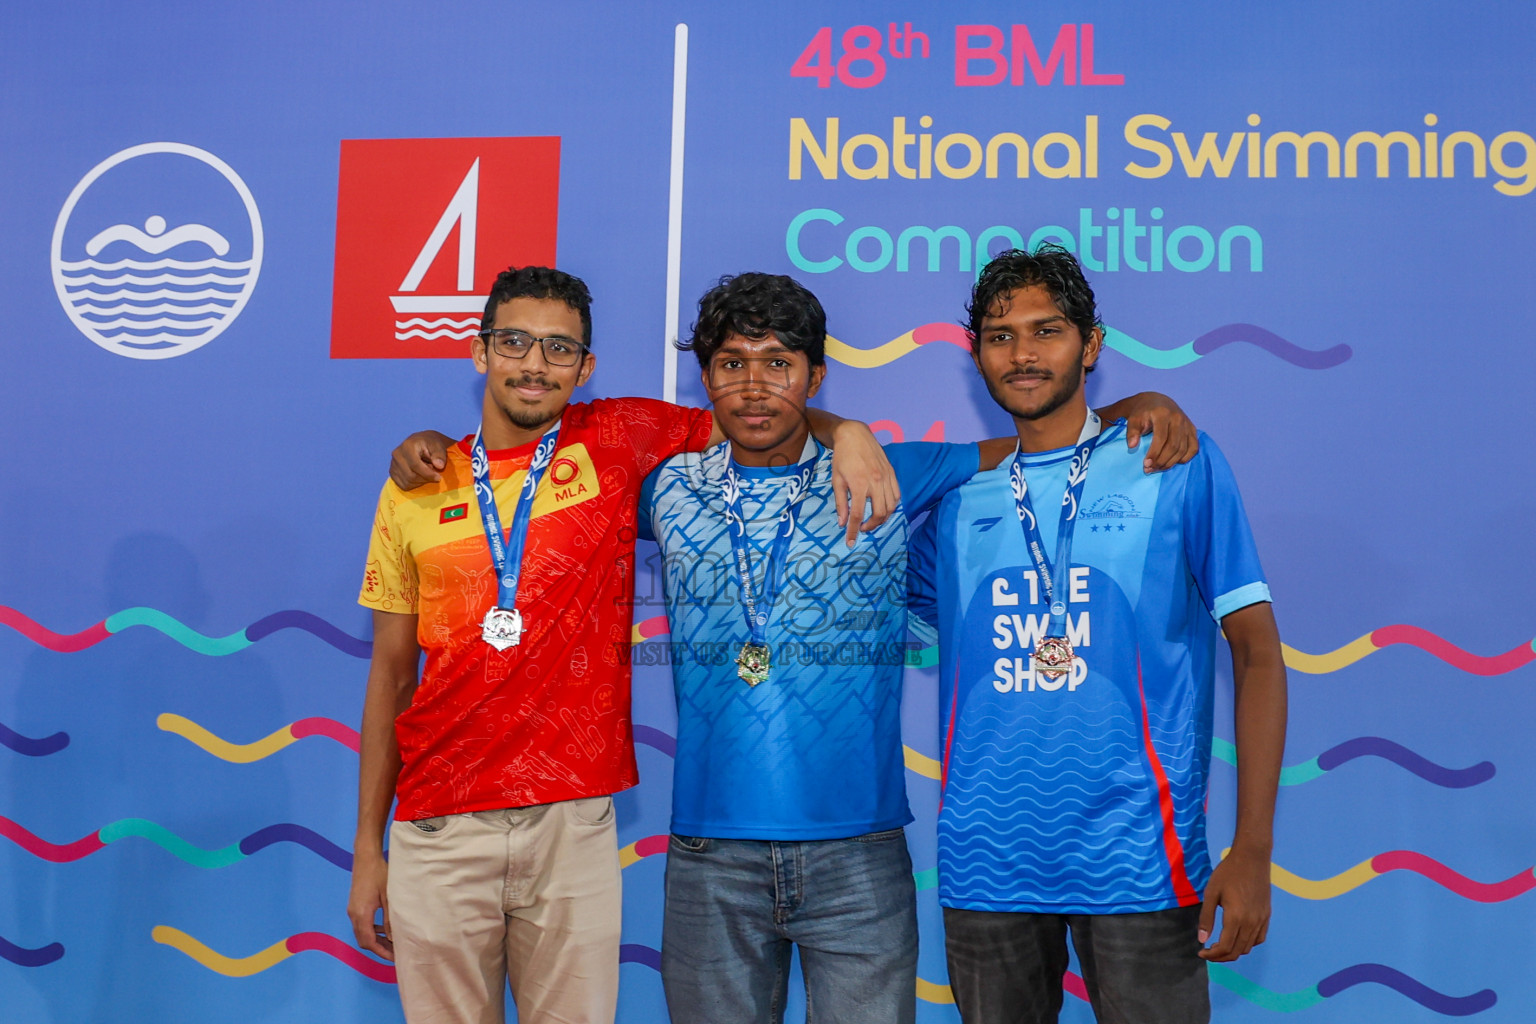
[{"xmin": 663, "ymin": 23, "xmax": 689, "ymax": 404}]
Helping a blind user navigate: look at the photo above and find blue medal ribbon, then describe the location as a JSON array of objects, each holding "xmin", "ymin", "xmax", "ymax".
[
  {"xmin": 470, "ymin": 419, "xmax": 562, "ymax": 614},
  {"xmin": 720, "ymin": 442, "xmax": 819, "ymax": 650},
  {"xmin": 1008, "ymin": 412, "xmax": 1102, "ymax": 639}
]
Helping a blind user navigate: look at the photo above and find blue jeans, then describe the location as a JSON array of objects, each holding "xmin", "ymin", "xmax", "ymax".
[{"xmin": 661, "ymin": 829, "xmax": 918, "ymax": 1024}]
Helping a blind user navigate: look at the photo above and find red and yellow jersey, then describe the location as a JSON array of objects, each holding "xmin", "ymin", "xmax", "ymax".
[{"xmin": 360, "ymin": 397, "xmax": 714, "ymax": 819}]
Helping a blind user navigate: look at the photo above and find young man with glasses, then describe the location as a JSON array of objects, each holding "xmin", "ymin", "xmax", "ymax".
[{"xmin": 348, "ymin": 265, "xmax": 898, "ymax": 1024}]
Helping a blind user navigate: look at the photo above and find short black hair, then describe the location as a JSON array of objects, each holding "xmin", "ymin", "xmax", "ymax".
[
  {"xmin": 481, "ymin": 266, "xmax": 593, "ymax": 346},
  {"xmin": 681, "ymin": 272, "xmax": 826, "ymax": 369},
  {"xmin": 966, "ymin": 244, "xmax": 1100, "ymax": 371}
]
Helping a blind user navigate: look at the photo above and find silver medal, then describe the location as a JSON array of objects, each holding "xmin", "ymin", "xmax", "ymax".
[{"xmin": 482, "ymin": 606, "xmax": 524, "ymax": 651}]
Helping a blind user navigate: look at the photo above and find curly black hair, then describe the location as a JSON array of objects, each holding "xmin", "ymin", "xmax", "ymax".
[
  {"xmin": 680, "ymin": 273, "xmax": 826, "ymax": 370},
  {"xmin": 481, "ymin": 265, "xmax": 593, "ymax": 346},
  {"xmin": 966, "ymin": 244, "xmax": 1100, "ymax": 371}
]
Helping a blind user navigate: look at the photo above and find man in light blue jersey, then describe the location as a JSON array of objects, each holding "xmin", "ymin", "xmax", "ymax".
[
  {"xmin": 639, "ymin": 272, "xmax": 1201, "ymax": 1024},
  {"xmin": 909, "ymin": 246, "xmax": 1287, "ymax": 1024}
]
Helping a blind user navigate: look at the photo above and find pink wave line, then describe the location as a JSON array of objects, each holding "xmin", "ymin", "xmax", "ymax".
[
  {"xmin": 290, "ymin": 718, "xmax": 361, "ymax": 751},
  {"xmin": 0, "ymin": 607, "xmax": 110, "ymax": 652},
  {"xmin": 0, "ymin": 816, "xmax": 104, "ymax": 862},
  {"xmin": 1373, "ymin": 851, "xmax": 1536, "ymax": 903},
  {"xmin": 286, "ymin": 932, "xmax": 396, "ymax": 983},
  {"xmin": 1371, "ymin": 625, "xmax": 1536, "ymax": 676}
]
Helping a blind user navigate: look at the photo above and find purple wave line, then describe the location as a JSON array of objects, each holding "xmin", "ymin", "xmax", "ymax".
[
  {"xmin": 620, "ymin": 943, "xmax": 661, "ymax": 971},
  {"xmin": 1318, "ymin": 737, "xmax": 1496, "ymax": 789},
  {"xmin": 0, "ymin": 934, "xmax": 65, "ymax": 967},
  {"xmin": 1192, "ymin": 324, "xmax": 1353, "ymax": 369},
  {"xmin": 245, "ymin": 611, "xmax": 371, "ymax": 659},
  {"xmin": 633, "ymin": 725, "xmax": 677, "ymax": 758},
  {"xmin": 0, "ymin": 721, "xmax": 69, "ymax": 757},
  {"xmin": 239, "ymin": 824, "xmax": 354, "ymax": 871},
  {"xmin": 1317, "ymin": 964, "xmax": 1497, "ymax": 1016}
]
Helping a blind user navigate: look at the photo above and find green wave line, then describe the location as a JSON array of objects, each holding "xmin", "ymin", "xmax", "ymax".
[
  {"xmin": 905, "ymin": 646, "xmax": 939, "ymax": 669},
  {"xmin": 1211, "ymin": 737, "xmax": 1326, "ymax": 786},
  {"xmin": 1103, "ymin": 327, "xmax": 1200, "ymax": 369},
  {"xmin": 98, "ymin": 818, "xmax": 248, "ymax": 868},
  {"xmin": 914, "ymin": 867, "xmax": 939, "ymax": 892},
  {"xmin": 1207, "ymin": 964, "xmax": 1325, "ymax": 1011},
  {"xmin": 104, "ymin": 608, "xmax": 252, "ymax": 656}
]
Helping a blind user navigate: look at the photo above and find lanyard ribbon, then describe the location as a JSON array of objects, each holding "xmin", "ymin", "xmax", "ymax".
[
  {"xmin": 720, "ymin": 443, "xmax": 819, "ymax": 647},
  {"xmin": 470, "ymin": 419, "xmax": 562, "ymax": 611},
  {"xmin": 1009, "ymin": 412, "xmax": 1102, "ymax": 638}
]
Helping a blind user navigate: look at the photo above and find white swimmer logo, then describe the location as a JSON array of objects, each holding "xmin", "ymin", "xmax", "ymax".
[{"xmin": 51, "ymin": 143, "xmax": 263, "ymax": 360}]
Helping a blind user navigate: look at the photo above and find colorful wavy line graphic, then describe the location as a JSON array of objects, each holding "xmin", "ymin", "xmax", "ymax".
[
  {"xmin": 822, "ymin": 322, "xmax": 1351, "ymax": 371},
  {"xmin": 0, "ymin": 816, "xmax": 351, "ymax": 871},
  {"xmin": 0, "ymin": 720, "xmax": 69, "ymax": 757},
  {"xmin": 1208, "ymin": 962, "xmax": 1495, "ymax": 1016},
  {"xmin": 7, "ymin": 605, "xmax": 1530, "ymax": 678},
  {"xmin": 0, "ymin": 606, "xmax": 369, "ymax": 658},
  {"xmin": 0, "ymin": 934, "xmax": 65, "ymax": 967},
  {"xmin": 1285, "ymin": 626, "xmax": 1535, "ymax": 676},
  {"xmin": 619, "ymin": 834, "xmax": 669, "ymax": 868},
  {"xmin": 1210, "ymin": 736, "xmax": 1495, "ymax": 788},
  {"xmin": 1244, "ymin": 849, "xmax": 1536, "ymax": 903},
  {"xmin": 152, "ymin": 926, "xmax": 394, "ymax": 983},
  {"xmin": 157, "ymin": 713, "xmax": 360, "ymax": 762}
]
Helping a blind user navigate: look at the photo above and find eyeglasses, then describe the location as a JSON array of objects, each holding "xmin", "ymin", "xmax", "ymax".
[{"xmin": 477, "ymin": 328, "xmax": 588, "ymax": 367}]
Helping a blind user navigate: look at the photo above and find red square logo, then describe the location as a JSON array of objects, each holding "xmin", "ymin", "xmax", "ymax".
[{"xmin": 330, "ymin": 137, "xmax": 560, "ymax": 359}]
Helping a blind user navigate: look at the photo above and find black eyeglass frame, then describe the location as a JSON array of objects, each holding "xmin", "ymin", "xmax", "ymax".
[{"xmin": 476, "ymin": 328, "xmax": 589, "ymax": 367}]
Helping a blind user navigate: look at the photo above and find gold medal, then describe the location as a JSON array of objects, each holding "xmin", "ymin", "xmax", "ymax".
[{"xmin": 736, "ymin": 642, "xmax": 771, "ymax": 686}]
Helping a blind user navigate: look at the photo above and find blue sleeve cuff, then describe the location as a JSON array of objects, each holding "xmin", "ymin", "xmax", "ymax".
[{"xmin": 1212, "ymin": 581, "xmax": 1272, "ymax": 621}]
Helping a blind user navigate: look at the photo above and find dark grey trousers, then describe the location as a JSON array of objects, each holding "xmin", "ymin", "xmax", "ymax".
[{"xmin": 943, "ymin": 905, "xmax": 1209, "ymax": 1024}]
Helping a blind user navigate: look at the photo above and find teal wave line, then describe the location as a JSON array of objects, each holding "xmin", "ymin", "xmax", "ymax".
[
  {"xmin": 1103, "ymin": 327, "xmax": 1200, "ymax": 369},
  {"xmin": 103, "ymin": 608, "xmax": 252, "ymax": 656},
  {"xmin": 914, "ymin": 867, "xmax": 938, "ymax": 892},
  {"xmin": 1207, "ymin": 964, "xmax": 1326, "ymax": 1011},
  {"xmin": 906, "ymin": 646, "xmax": 938, "ymax": 669},
  {"xmin": 1211, "ymin": 737, "xmax": 1326, "ymax": 786},
  {"xmin": 98, "ymin": 818, "xmax": 247, "ymax": 868}
]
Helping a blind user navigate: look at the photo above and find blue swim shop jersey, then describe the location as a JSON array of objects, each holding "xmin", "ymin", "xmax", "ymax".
[
  {"xmin": 640, "ymin": 439, "xmax": 978, "ymax": 840},
  {"xmin": 909, "ymin": 425, "xmax": 1270, "ymax": 914}
]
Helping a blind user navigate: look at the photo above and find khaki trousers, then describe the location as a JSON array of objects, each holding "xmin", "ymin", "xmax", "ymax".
[{"xmin": 387, "ymin": 797, "xmax": 622, "ymax": 1024}]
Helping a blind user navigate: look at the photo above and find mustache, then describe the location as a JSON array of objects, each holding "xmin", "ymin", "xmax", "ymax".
[
  {"xmin": 503, "ymin": 375, "xmax": 560, "ymax": 392},
  {"xmin": 1002, "ymin": 368, "xmax": 1052, "ymax": 383}
]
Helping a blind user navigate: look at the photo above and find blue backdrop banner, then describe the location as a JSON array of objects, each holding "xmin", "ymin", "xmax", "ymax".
[{"xmin": 2, "ymin": 3, "xmax": 1532, "ymax": 1022}]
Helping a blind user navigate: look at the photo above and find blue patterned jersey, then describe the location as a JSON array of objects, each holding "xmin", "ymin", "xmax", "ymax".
[
  {"xmin": 909, "ymin": 425, "xmax": 1270, "ymax": 913},
  {"xmin": 640, "ymin": 439, "xmax": 978, "ymax": 840}
]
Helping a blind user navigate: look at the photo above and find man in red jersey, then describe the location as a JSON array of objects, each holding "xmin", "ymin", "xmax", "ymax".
[{"xmin": 347, "ymin": 266, "xmax": 901, "ymax": 1024}]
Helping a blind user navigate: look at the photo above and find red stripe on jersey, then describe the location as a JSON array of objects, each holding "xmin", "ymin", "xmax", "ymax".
[
  {"xmin": 938, "ymin": 662, "xmax": 961, "ymax": 811},
  {"xmin": 1136, "ymin": 650, "xmax": 1200, "ymax": 906}
]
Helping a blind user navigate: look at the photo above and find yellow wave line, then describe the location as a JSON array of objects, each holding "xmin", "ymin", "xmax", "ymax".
[
  {"xmin": 1220, "ymin": 847, "xmax": 1380, "ymax": 899},
  {"xmin": 916, "ymin": 978, "xmax": 956, "ymax": 1004},
  {"xmin": 1269, "ymin": 857, "xmax": 1380, "ymax": 899},
  {"xmin": 152, "ymin": 925, "xmax": 292, "ymax": 977},
  {"xmin": 157, "ymin": 713, "xmax": 297, "ymax": 763},
  {"xmin": 1281, "ymin": 634, "xmax": 1379, "ymax": 674},
  {"xmin": 618, "ymin": 841, "xmax": 644, "ymax": 869},
  {"xmin": 904, "ymin": 745, "xmax": 941, "ymax": 780},
  {"xmin": 824, "ymin": 331, "xmax": 920, "ymax": 370}
]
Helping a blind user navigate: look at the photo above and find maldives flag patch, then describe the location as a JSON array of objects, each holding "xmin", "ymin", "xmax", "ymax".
[{"xmin": 440, "ymin": 503, "xmax": 469, "ymax": 524}]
